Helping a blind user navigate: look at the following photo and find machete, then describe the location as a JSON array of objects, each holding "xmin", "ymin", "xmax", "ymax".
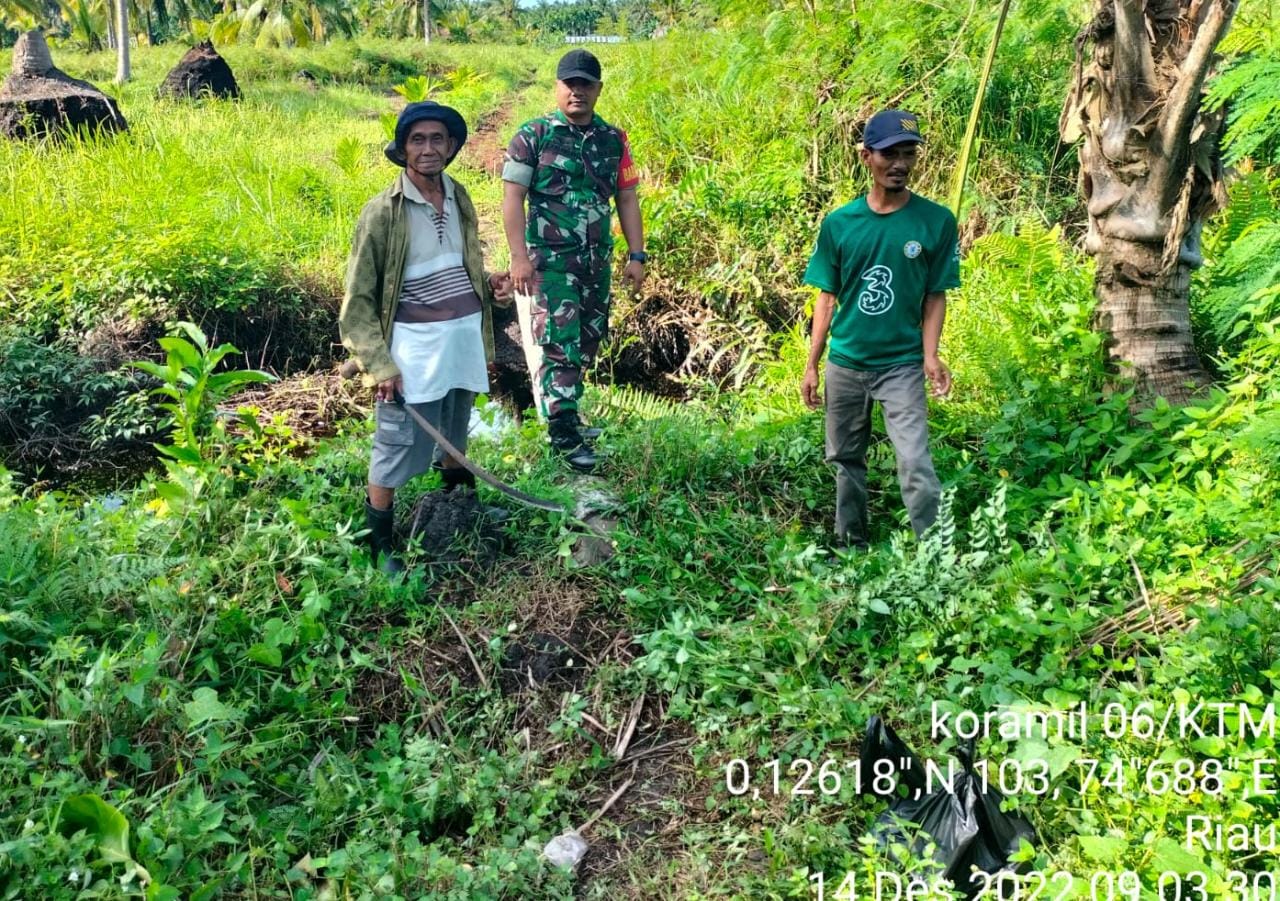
[{"xmin": 340, "ymin": 360, "xmax": 565, "ymax": 513}]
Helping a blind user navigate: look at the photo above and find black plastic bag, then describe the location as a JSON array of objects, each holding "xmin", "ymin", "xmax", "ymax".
[
  {"xmin": 859, "ymin": 715, "xmax": 927, "ymax": 799},
  {"xmin": 860, "ymin": 715, "xmax": 1037, "ymax": 898}
]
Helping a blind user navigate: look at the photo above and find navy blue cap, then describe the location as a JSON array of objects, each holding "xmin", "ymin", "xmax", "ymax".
[
  {"xmin": 863, "ymin": 109, "xmax": 925, "ymax": 150},
  {"xmin": 557, "ymin": 49, "xmax": 602, "ymax": 83},
  {"xmin": 384, "ymin": 100, "xmax": 467, "ymax": 167}
]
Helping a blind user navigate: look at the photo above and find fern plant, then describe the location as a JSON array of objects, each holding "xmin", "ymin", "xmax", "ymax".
[
  {"xmin": 1195, "ymin": 174, "xmax": 1280, "ymax": 354},
  {"xmin": 0, "ymin": 504, "xmax": 73, "ymax": 681},
  {"xmin": 1205, "ymin": 25, "xmax": 1280, "ymax": 166},
  {"xmin": 592, "ymin": 384, "xmax": 697, "ymax": 424}
]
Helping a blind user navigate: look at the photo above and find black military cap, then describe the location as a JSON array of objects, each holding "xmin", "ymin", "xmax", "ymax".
[{"xmin": 556, "ymin": 49, "xmax": 602, "ymax": 83}]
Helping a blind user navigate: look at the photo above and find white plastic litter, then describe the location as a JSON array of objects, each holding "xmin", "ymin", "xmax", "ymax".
[{"xmin": 542, "ymin": 831, "xmax": 589, "ymax": 870}]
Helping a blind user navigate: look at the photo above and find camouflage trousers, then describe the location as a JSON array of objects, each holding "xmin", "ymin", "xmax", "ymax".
[{"xmin": 527, "ymin": 268, "xmax": 611, "ymax": 419}]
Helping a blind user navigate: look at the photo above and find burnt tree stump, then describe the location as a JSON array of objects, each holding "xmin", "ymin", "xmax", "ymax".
[
  {"xmin": 158, "ymin": 42, "xmax": 241, "ymax": 101},
  {"xmin": 0, "ymin": 30, "xmax": 127, "ymax": 140}
]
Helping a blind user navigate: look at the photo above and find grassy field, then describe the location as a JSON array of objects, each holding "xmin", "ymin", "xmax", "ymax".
[
  {"xmin": 2, "ymin": 17, "xmax": 1280, "ymax": 901},
  {"xmin": 0, "ymin": 40, "xmax": 545, "ymax": 343},
  {"xmin": 0, "ymin": 39, "xmax": 551, "ymax": 479}
]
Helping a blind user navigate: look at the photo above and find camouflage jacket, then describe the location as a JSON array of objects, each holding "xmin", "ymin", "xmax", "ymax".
[
  {"xmin": 503, "ymin": 111, "xmax": 639, "ymax": 276},
  {"xmin": 339, "ymin": 174, "xmax": 500, "ymax": 386}
]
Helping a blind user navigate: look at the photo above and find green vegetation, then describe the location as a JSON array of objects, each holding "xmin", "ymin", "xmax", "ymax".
[
  {"xmin": 590, "ymin": 0, "xmax": 1079, "ymax": 381},
  {"xmin": 0, "ymin": 38, "xmax": 544, "ymax": 476},
  {"xmin": 0, "ymin": 0, "xmax": 692, "ymax": 48},
  {"xmin": 0, "ymin": 39, "xmax": 540, "ymax": 338},
  {"xmin": 2, "ymin": 4, "xmax": 1280, "ymax": 899}
]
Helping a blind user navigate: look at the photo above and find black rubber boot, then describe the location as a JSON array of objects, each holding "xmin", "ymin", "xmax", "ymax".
[
  {"xmin": 563, "ymin": 411, "xmax": 602, "ymax": 444},
  {"xmin": 364, "ymin": 499, "xmax": 406, "ymax": 574},
  {"xmin": 440, "ymin": 466, "xmax": 475, "ymax": 492},
  {"xmin": 548, "ymin": 413, "xmax": 599, "ymax": 473},
  {"xmin": 440, "ymin": 466, "xmax": 510, "ymax": 523},
  {"xmin": 827, "ymin": 533, "xmax": 870, "ymax": 563}
]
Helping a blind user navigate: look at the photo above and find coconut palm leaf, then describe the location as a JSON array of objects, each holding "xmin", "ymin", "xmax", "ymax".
[{"xmin": 0, "ymin": 0, "xmax": 48, "ymax": 28}]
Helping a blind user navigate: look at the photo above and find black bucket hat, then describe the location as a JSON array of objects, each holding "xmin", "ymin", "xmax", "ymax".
[{"xmin": 384, "ymin": 100, "xmax": 468, "ymax": 167}]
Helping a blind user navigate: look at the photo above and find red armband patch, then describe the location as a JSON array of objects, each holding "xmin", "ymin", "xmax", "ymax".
[{"xmin": 617, "ymin": 129, "xmax": 640, "ymax": 190}]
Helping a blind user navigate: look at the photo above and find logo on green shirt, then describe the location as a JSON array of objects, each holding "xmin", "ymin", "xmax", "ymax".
[{"xmin": 857, "ymin": 265, "xmax": 895, "ymax": 316}]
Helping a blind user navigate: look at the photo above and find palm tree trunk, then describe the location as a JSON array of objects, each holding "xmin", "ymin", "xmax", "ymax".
[
  {"xmin": 115, "ymin": 0, "xmax": 131, "ymax": 83},
  {"xmin": 1061, "ymin": 0, "xmax": 1239, "ymax": 405},
  {"xmin": 1094, "ymin": 241, "xmax": 1205, "ymax": 399},
  {"xmin": 423, "ymin": 0, "xmax": 431, "ymax": 44}
]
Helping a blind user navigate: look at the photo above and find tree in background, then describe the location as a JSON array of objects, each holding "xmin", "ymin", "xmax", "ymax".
[
  {"xmin": 522, "ymin": 0, "xmax": 610, "ymax": 37},
  {"xmin": 485, "ymin": 0, "xmax": 514, "ymax": 29},
  {"xmin": 2, "ymin": 0, "xmax": 674, "ymax": 44},
  {"xmin": 437, "ymin": 0, "xmax": 475, "ymax": 42},
  {"xmin": 157, "ymin": 0, "xmax": 219, "ymax": 37},
  {"xmin": 3, "ymin": 0, "xmax": 221, "ymax": 46},
  {"xmin": 0, "ymin": 0, "xmax": 47, "ymax": 30},
  {"xmin": 113, "ymin": 0, "xmax": 128, "ymax": 80},
  {"xmin": 57, "ymin": 0, "xmax": 105, "ymax": 50},
  {"xmin": 210, "ymin": 0, "xmax": 356, "ymax": 47},
  {"xmin": 1061, "ymin": 0, "xmax": 1239, "ymax": 403},
  {"xmin": 350, "ymin": 0, "xmax": 426, "ymax": 42}
]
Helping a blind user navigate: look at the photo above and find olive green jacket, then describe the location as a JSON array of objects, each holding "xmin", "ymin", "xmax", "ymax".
[{"xmin": 339, "ymin": 173, "xmax": 502, "ymax": 387}]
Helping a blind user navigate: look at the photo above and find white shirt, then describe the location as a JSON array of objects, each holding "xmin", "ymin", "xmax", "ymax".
[{"xmin": 390, "ymin": 172, "xmax": 489, "ymax": 404}]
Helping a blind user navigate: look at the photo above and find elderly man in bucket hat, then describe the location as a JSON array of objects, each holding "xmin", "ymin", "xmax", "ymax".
[
  {"xmin": 340, "ymin": 100, "xmax": 514, "ymax": 573},
  {"xmin": 801, "ymin": 109, "xmax": 960, "ymax": 552}
]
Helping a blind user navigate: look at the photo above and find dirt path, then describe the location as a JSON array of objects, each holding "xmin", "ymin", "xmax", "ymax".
[
  {"xmin": 459, "ymin": 89, "xmax": 532, "ymax": 254},
  {"xmin": 460, "ymin": 100, "xmax": 519, "ymax": 178}
]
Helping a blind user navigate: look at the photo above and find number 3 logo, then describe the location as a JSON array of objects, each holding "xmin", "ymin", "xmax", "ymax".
[{"xmin": 858, "ymin": 265, "xmax": 895, "ymax": 315}]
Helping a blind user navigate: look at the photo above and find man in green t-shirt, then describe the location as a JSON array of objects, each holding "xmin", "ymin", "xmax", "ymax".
[{"xmin": 801, "ymin": 109, "xmax": 960, "ymax": 549}]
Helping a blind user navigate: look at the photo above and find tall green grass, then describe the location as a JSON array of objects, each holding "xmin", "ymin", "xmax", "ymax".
[
  {"xmin": 564, "ymin": 4, "xmax": 1082, "ymax": 389},
  {"xmin": 0, "ymin": 40, "xmax": 547, "ymax": 344}
]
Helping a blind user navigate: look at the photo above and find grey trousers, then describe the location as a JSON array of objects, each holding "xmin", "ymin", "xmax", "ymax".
[
  {"xmin": 368, "ymin": 389, "xmax": 475, "ymax": 490},
  {"xmin": 824, "ymin": 362, "xmax": 941, "ymax": 545}
]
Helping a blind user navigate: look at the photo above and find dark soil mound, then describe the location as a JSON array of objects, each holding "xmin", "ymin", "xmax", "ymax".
[
  {"xmin": 4, "ymin": 292, "xmax": 340, "ymax": 488},
  {"xmin": 605, "ymin": 318, "xmax": 690, "ymax": 387},
  {"xmin": 0, "ymin": 30, "xmax": 126, "ymax": 140},
  {"xmin": 158, "ymin": 42, "xmax": 241, "ymax": 101},
  {"xmin": 488, "ymin": 306, "xmax": 536, "ymax": 417},
  {"xmin": 499, "ymin": 632, "xmax": 584, "ymax": 691},
  {"xmin": 403, "ymin": 489, "xmax": 505, "ymax": 568}
]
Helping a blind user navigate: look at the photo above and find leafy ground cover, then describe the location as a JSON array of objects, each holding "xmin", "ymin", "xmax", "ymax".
[
  {"xmin": 2, "ymin": 220, "xmax": 1277, "ymax": 896},
  {"xmin": 3, "ymin": 14, "xmax": 1280, "ymax": 901}
]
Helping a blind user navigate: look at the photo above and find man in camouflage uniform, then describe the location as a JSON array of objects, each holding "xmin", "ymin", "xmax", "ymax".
[{"xmin": 502, "ymin": 48, "xmax": 646, "ymax": 472}]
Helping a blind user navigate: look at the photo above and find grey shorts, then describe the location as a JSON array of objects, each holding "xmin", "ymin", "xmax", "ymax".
[{"xmin": 368, "ymin": 389, "xmax": 475, "ymax": 489}]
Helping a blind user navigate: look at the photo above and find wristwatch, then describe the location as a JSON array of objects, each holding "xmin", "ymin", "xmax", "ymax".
[{"xmin": 628, "ymin": 251, "xmax": 649, "ymax": 264}]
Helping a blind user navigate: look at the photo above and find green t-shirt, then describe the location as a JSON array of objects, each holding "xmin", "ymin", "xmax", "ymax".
[{"xmin": 803, "ymin": 192, "xmax": 960, "ymax": 371}]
